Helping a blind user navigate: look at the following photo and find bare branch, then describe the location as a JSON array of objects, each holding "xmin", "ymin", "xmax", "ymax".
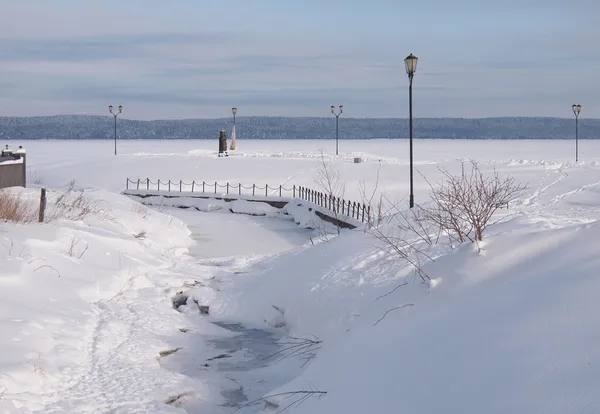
[{"xmin": 373, "ymin": 303, "xmax": 415, "ymax": 326}]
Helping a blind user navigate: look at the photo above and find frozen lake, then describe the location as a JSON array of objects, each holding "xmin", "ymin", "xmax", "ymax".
[{"xmin": 18, "ymin": 138, "xmax": 600, "ymax": 206}]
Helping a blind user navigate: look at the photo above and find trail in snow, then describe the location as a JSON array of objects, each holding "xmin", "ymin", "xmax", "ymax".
[{"xmin": 157, "ymin": 207, "xmax": 316, "ymax": 413}]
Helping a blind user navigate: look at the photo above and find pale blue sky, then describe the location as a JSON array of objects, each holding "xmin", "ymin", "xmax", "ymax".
[{"xmin": 1, "ymin": 0, "xmax": 599, "ymax": 119}]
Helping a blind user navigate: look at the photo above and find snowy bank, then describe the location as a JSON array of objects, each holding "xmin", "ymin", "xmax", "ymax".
[
  {"xmin": 0, "ymin": 187, "xmax": 205, "ymax": 413},
  {"xmin": 194, "ymin": 213, "xmax": 600, "ymax": 413}
]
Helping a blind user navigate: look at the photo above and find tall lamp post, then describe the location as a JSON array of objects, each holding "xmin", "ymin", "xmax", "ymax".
[
  {"xmin": 230, "ymin": 107, "xmax": 237, "ymax": 151},
  {"xmin": 109, "ymin": 104, "xmax": 123, "ymax": 155},
  {"xmin": 330, "ymin": 105, "xmax": 343, "ymax": 155},
  {"xmin": 404, "ymin": 53, "xmax": 418, "ymax": 208},
  {"xmin": 572, "ymin": 104, "xmax": 582, "ymax": 162}
]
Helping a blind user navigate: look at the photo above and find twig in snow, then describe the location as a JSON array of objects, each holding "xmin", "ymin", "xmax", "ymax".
[
  {"xmin": 375, "ymin": 281, "xmax": 408, "ymax": 302},
  {"xmin": 232, "ymin": 390, "xmax": 327, "ymax": 413},
  {"xmin": 373, "ymin": 303, "xmax": 415, "ymax": 326},
  {"xmin": 261, "ymin": 336, "xmax": 322, "ymax": 366},
  {"xmin": 33, "ymin": 264, "xmax": 61, "ymax": 277}
]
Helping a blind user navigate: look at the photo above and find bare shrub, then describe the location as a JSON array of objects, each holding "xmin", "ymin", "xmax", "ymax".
[
  {"xmin": 423, "ymin": 160, "xmax": 527, "ymax": 243},
  {"xmin": 0, "ymin": 190, "xmax": 36, "ymax": 223},
  {"xmin": 314, "ymin": 150, "xmax": 346, "ymax": 235},
  {"xmin": 359, "ymin": 165, "xmax": 433, "ymax": 285},
  {"xmin": 358, "ymin": 161, "xmax": 390, "ymax": 230},
  {"xmin": 47, "ymin": 181, "xmax": 111, "ymax": 222}
]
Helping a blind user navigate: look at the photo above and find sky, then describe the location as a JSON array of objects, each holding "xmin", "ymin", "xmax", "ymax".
[{"xmin": 1, "ymin": 0, "xmax": 599, "ymax": 120}]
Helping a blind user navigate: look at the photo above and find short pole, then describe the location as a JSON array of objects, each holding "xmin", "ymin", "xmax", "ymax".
[{"xmin": 39, "ymin": 188, "xmax": 47, "ymax": 223}]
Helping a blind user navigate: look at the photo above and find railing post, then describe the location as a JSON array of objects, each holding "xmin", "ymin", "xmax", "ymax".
[
  {"xmin": 146, "ymin": 178, "xmax": 150, "ymax": 190},
  {"xmin": 126, "ymin": 178, "xmax": 129, "ymax": 190},
  {"xmin": 137, "ymin": 178, "xmax": 140, "ymax": 190},
  {"xmin": 168, "ymin": 180, "xmax": 171, "ymax": 191},
  {"xmin": 192, "ymin": 181, "xmax": 195, "ymax": 192},
  {"xmin": 226, "ymin": 182, "xmax": 230, "ymax": 194},
  {"xmin": 180, "ymin": 180, "xmax": 182, "ymax": 192},
  {"xmin": 214, "ymin": 182, "xmax": 217, "ymax": 193},
  {"xmin": 239, "ymin": 183, "xmax": 242, "ymax": 195},
  {"xmin": 293, "ymin": 185, "xmax": 296, "ymax": 198},
  {"xmin": 265, "ymin": 185, "xmax": 268, "ymax": 197},
  {"xmin": 202, "ymin": 181, "xmax": 205, "ymax": 193},
  {"xmin": 253, "ymin": 184, "xmax": 256, "ymax": 196},
  {"xmin": 279, "ymin": 185, "xmax": 282, "ymax": 197}
]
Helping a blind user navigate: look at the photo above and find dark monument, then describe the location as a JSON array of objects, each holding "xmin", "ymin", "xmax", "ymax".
[{"xmin": 218, "ymin": 130, "xmax": 228, "ymax": 157}]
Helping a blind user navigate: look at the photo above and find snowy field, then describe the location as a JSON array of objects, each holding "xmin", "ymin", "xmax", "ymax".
[{"xmin": 2, "ymin": 138, "xmax": 600, "ymax": 413}]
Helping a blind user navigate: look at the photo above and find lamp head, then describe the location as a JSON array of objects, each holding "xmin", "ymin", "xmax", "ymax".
[
  {"xmin": 232, "ymin": 107, "xmax": 237, "ymax": 115},
  {"xmin": 339, "ymin": 105, "xmax": 343, "ymax": 113},
  {"xmin": 404, "ymin": 53, "xmax": 418, "ymax": 76},
  {"xmin": 330, "ymin": 105, "xmax": 335, "ymax": 113},
  {"xmin": 109, "ymin": 105, "xmax": 113, "ymax": 113}
]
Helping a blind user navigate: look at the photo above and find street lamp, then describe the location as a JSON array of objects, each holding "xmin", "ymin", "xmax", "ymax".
[
  {"xmin": 230, "ymin": 107, "xmax": 237, "ymax": 151},
  {"xmin": 109, "ymin": 104, "xmax": 123, "ymax": 155},
  {"xmin": 404, "ymin": 53, "xmax": 418, "ymax": 208},
  {"xmin": 572, "ymin": 104, "xmax": 582, "ymax": 162},
  {"xmin": 330, "ymin": 105, "xmax": 343, "ymax": 155}
]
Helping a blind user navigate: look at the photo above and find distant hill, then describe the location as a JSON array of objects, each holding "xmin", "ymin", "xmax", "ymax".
[{"xmin": 0, "ymin": 115, "xmax": 597, "ymax": 140}]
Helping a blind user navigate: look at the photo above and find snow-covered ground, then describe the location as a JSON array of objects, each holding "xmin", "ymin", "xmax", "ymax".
[{"xmin": 2, "ymin": 139, "xmax": 600, "ymax": 413}]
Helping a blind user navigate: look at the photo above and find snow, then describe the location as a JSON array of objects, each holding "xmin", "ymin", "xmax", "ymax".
[{"xmin": 2, "ymin": 138, "xmax": 600, "ymax": 413}]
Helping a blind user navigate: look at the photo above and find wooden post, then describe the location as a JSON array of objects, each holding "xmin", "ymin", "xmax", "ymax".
[
  {"xmin": 293, "ymin": 185, "xmax": 296, "ymax": 198},
  {"xmin": 253, "ymin": 184, "xmax": 256, "ymax": 196},
  {"xmin": 265, "ymin": 185, "xmax": 268, "ymax": 197},
  {"xmin": 191, "ymin": 181, "xmax": 195, "ymax": 192},
  {"xmin": 239, "ymin": 183, "xmax": 242, "ymax": 195},
  {"xmin": 226, "ymin": 182, "xmax": 230, "ymax": 194},
  {"xmin": 39, "ymin": 188, "xmax": 46, "ymax": 223},
  {"xmin": 146, "ymin": 178, "xmax": 150, "ymax": 190},
  {"xmin": 137, "ymin": 178, "xmax": 140, "ymax": 190},
  {"xmin": 179, "ymin": 180, "xmax": 182, "ymax": 192}
]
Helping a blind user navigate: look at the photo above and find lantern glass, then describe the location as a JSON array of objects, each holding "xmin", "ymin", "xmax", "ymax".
[{"xmin": 404, "ymin": 53, "xmax": 418, "ymax": 75}]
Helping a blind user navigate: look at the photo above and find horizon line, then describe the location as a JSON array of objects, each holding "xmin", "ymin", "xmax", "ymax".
[{"xmin": 1, "ymin": 114, "xmax": 597, "ymax": 122}]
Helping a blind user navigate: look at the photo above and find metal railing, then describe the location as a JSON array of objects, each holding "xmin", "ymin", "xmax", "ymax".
[{"xmin": 125, "ymin": 178, "xmax": 370, "ymax": 223}]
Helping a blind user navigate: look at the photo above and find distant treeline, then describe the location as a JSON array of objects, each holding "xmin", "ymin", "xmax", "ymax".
[{"xmin": 0, "ymin": 115, "xmax": 597, "ymax": 140}]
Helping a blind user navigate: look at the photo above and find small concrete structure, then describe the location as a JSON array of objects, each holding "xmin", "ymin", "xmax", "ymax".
[{"xmin": 0, "ymin": 145, "xmax": 27, "ymax": 189}]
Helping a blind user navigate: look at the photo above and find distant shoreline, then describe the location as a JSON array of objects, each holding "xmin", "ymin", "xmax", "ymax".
[{"xmin": 1, "ymin": 116, "xmax": 597, "ymax": 140}]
